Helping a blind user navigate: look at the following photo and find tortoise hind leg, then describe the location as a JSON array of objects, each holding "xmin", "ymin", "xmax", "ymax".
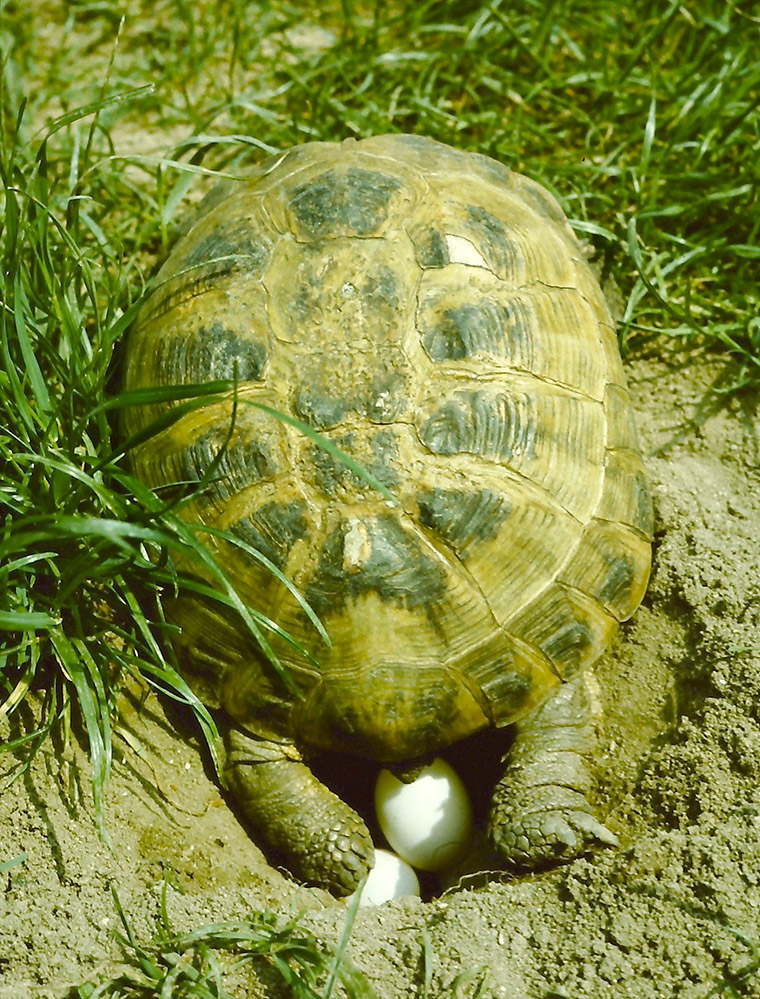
[
  {"xmin": 488, "ymin": 672, "xmax": 618, "ymax": 867},
  {"xmin": 225, "ymin": 728, "xmax": 374, "ymax": 896}
]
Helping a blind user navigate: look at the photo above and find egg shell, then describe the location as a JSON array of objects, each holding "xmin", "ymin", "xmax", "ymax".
[
  {"xmin": 375, "ymin": 757, "xmax": 474, "ymax": 872},
  {"xmin": 358, "ymin": 849, "xmax": 421, "ymax": 906}
]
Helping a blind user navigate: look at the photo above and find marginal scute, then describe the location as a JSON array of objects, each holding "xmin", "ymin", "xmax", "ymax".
[
  {"xmin": 463, "ymin": 631, "xmax": 561, "ymax": 725},
  {"xmin": 297, "ymin": 661, "xmax": 488, "ymax": 759},
  {"xmin": 597, "ymin": 448, "xmax": 654, "ymax": 538},
  {"xmin": 516, "ymin": 587, "xmax": 595, "ymax": 673},
  {"xmin": 604, "ymin": 383, "xmax": 642, "ymax": 449},
  {"xmin": 502, "ymin": 582, "xmax": 617, "ymax": 679},
  {"xmin": 506, "ymin": 172, "xmax": 569, "ymax": 228},
  {"xmin": 168, "ymin": 593, "xmax": 311, "ymax": 740},
  {"xmin": 558, "ymin": 519, "xmax": 652, "ymax": 622}
]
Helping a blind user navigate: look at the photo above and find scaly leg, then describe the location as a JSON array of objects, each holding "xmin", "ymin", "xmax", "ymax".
[
  {"xmin": 488, "ymin": 672, "xmax": 618, "ymax": 866},
  {"xmin": 225, "ymin": 728, "xmax": 374, "ymax": 896}
]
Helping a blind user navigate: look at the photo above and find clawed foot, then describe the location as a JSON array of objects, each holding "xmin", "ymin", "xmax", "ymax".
[
  {"xmin": 489, "ymin": 794, "xmax": 618, "ymax": 868},
  {"xmin": 488, "ymin": 674, "xmax": 618, "ymax": 869}
]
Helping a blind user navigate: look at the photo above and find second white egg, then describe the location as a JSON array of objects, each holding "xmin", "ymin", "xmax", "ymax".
[
  {"xmin": 375, "ymin": 757, "xmax": 473, "ymax": 872},
  {"xmin": 358, "ymin": 849, "xmax": 421, "ymax": 906}
]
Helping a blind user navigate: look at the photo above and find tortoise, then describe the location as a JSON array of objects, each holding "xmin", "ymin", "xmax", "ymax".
[{"xmin": 123, "ymin": 134, "xmax": 653, "ymax": 895}]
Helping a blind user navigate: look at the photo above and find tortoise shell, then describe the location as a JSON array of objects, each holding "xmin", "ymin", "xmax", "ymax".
[{"xmin": 124, "ymin": 134, "xmax": 652, "ymax": 763}]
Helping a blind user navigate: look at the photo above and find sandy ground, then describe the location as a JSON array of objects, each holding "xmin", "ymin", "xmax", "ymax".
[{"xmin": 2, "ymin": 351, "xmax": 760, "ymax": 999}]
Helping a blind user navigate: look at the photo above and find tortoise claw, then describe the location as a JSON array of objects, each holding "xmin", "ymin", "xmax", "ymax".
[{"xmin": 489, "ymin": 805, "xmax": 618, "ymax": 867}]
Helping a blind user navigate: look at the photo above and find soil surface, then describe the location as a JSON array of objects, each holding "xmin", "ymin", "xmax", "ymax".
[{"xmin": 2, "ymin": 352, "xmax": 760, "ymax": 999}]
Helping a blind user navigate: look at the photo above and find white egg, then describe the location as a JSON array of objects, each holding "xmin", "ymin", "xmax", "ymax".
[
  {"xmin": 374, "ymin": 757, "xmax": 474, "ymax": 872},
  {"xmin": 358, "ymin": 849, "xmax": 421, "ymax": 906}
]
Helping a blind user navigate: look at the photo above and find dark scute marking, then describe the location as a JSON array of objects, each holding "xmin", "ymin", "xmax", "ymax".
[
  {"xmin": 370, "ymin": 430, "xmax": 400, "ymax": 484},
  {"xmin": 490, "ymin": 667, "xmax": 534, "ymax": 702},
  {"xmin": 183, "ymin": 219, "xmax": 268, "ymax": 275},
  {"xmin": 296, "ymin": 369, "xmax": 408, "ymax": 430},
  {"xmin": 419, "ymin": 391, "xmax": 535, "ymax": 463},
  {"xmin": 180, "ymin": 430, "xmax": 275, "ymax": 499},
  {"xmin": 229, "ymin": 500, "xmax": 308, "ymax": 571},
  {"xmin": 294, "ymin": 385, "xmax": 350, "ymax": 430},
  {"xmin": 186, "ymin": 321, "xmax": 266, "ymax": 382},
  {"xmin": 417, "ymin": 487, "xmax": 511, "ymax": 557},
  {"xmin": 598, "ymin": 553, "xmax": 636, "ymax": 608},
  {"xmin": 311, "ymin": 431, "xmax": 399, "ymax": 498},
  {"xmin": 422, "ymin": 301, "xmax": 513, "ymax": 362},
  {"xmin": 284, "ymin": 257, "xmax": 325, "ymax": 324},
  {"xmin": 539, "ymin": 618, "xmax": 593, "ymax": 666},
  {"xmin": 419, "ymin": 399, "xmax": 469, "ymax": 455},
  {"xmin": 310, "ymin": 434, "xmax": 356, "ymax": 497},
  {"xmin": 363, "ymin": 263, "xmax": 401, "ymax": 310},
  {"xmin": 306, "ymin": 514, "xmax": 448, "ymax": 616},
  {"xmin": 289, "ymin": 168, "xmax": 402, "ymax": 237},
  {"xmin": 413, "ymin": 227, "xmax": 449, "ymax": 268},
  {"xmin": 465, "ymin": 204, "xmax": 515, "ymax": 274},
  {"xmin": 474, "ymin": 656, "xmax": 536, "ymax": 724}
]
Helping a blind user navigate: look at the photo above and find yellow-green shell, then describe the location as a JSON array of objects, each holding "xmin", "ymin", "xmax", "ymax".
[{"xmin": 124, "ymin": 134, "xmax": 652, "ymax": 761}]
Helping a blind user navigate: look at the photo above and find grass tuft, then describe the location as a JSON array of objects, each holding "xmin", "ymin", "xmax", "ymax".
[
  {"xmin": 73, "ymin": 884, "xmax": 376, "ymax": 999},
  {"xmin": 0, "ymin": 97, "xmax": 204, "ymax": 820}
]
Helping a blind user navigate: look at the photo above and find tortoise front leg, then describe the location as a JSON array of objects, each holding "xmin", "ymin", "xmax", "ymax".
[
  {"xmin": 488, "ymin": 672, "xmax": 618, "ymax": 867},
  {"xmin": 225, "ymin": 728, "xmax": 374, "ymax": 896}
]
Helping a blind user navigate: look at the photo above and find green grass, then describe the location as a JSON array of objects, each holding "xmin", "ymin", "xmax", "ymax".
[
  {"xmin": 74, "ymin": 885, "xmax": 376, "ymax": 999},
  {"xmin": 1, "ymin": 0, "xmax": 759, "ymax": 992},
  {"xmin": 0, "ymin": 94, "xmax": 225, "ymax": 825}
]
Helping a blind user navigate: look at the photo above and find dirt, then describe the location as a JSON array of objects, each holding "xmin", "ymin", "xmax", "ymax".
[{"xmin": 2, "ymin": 351, "xmax": 760, "ymax": 999}]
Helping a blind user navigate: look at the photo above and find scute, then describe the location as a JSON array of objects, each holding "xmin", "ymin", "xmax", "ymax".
[
  {"xmin": 123, "ymin": 133, "xmax": 652, "ymax": 755},
  {"xmin": 228, "ymin": 500, "xmax": 309, "ymax": 572},
  {"xmin": 305, "ymin": 512, "xmax": 450, "ymax": 618},
  {"xmin": 286, "ymin": 167, "xmax": 403, "ymax": 238},
  {"xmin": 416, "ymin": 487, "xmax": 512, "ymax": 555}
]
